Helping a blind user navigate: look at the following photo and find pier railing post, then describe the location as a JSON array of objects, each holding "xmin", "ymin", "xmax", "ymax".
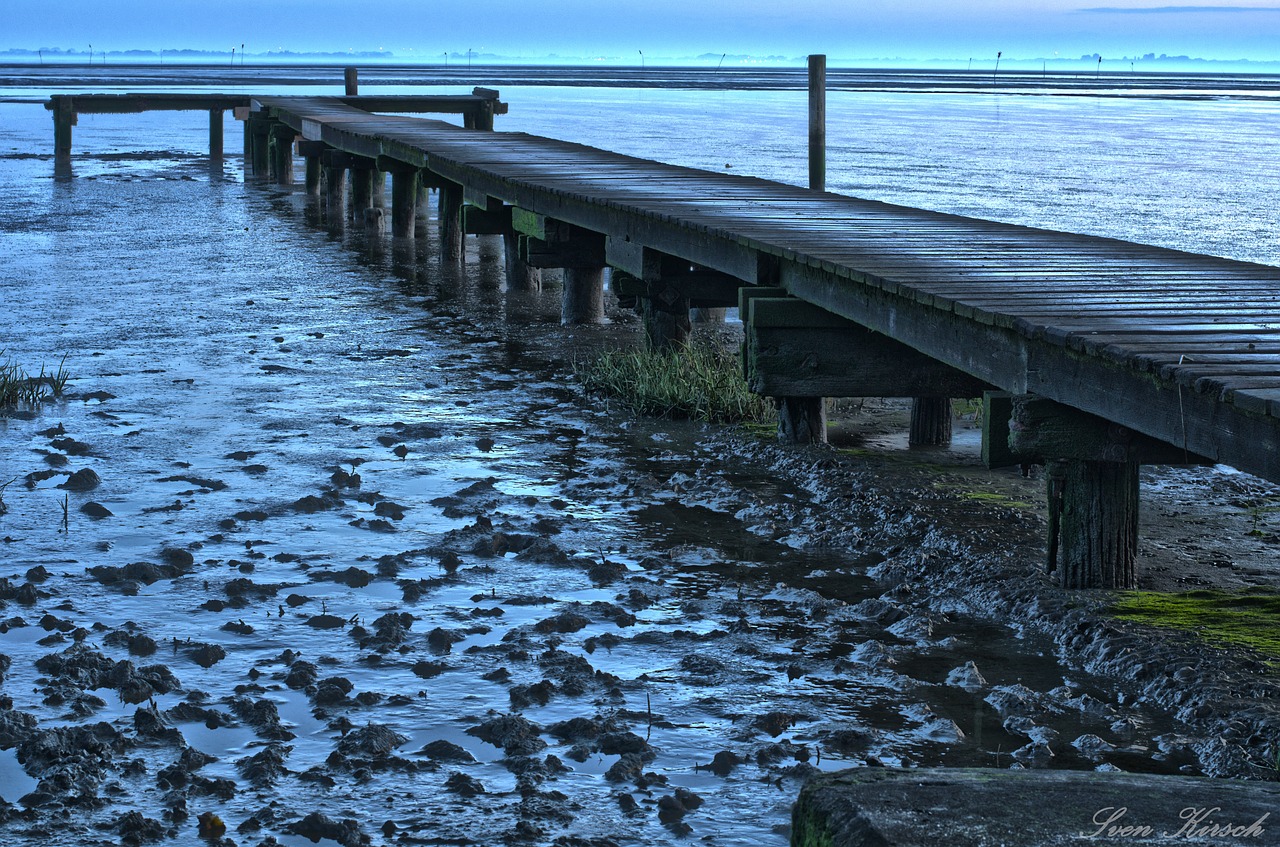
[
  {"xmin": 344, "ymin": 67, "xmax": 359, "ymax": 96},
  {"xmin": 808, "ymin": 54, "xmax": 826, "ymax": 192}
]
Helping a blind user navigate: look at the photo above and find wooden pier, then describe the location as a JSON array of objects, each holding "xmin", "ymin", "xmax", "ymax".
[{"xmin": 46, "ymin": 90, "xmax": 1280, "ymax": 591}]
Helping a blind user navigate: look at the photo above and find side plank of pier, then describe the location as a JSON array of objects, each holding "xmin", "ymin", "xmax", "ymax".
[{"xmin": 49, "ymin": 92, "xmax": 1280, "ymax": 590}]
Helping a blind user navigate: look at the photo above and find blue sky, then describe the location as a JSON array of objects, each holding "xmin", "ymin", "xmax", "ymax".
[{"xmin": 9, "ymin": 1, "xmax": 1280, "ymax": 60}]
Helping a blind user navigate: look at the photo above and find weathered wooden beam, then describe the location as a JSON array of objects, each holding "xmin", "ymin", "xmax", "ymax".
[
  {"xmin": 745, "ymin": 298, "xmax": 992, "ymax": 398},
  {"xmin": 808, "ymin": 54, "xmax": 826, "ymax": 192},
  {"xmin": 463, "ymin": 202, "xmax": 509, "ymax": 235},
  {"xmin": 321, "ymin": 150, "xmax": 359, "ymax": 169},
  {"xmin": 344, "ymin": 67, "xmax": 359, "ymax": 96}
]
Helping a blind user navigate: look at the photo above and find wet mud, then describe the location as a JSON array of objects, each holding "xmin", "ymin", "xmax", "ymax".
[{"xmin": 1, "ymin": 148, "xmax": 1279, "ymax": 847}]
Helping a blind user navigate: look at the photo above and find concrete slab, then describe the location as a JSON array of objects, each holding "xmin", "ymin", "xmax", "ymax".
[{"xmin": 792, "ymin": 768, "xmax": 1280, "ymax": 846}]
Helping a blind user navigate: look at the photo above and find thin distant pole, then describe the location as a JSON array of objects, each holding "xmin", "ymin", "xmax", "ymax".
[
  {"xmin": 716, "ymin": 52, "xmax": 726, "ymax": 72},
  {"xmin": 231, "ymin": 48, "xmax": 235, "ymax": 68},
  {"xmin": 639, "ymin": 49, "xmax": 644, "ymax": 69},
  {"xmin": 88, "ymin": 43, "xmax": 92, "ymax": 65},
  {"xmin": 468, "ymin": 48, "xmax": 472, "ymax": 69},
  {"xmin": 241, "ymin": 44, "xmax": 245, "ymax": 66},
  {"xmin": 808, "ymin": 53, "xmax": 826, "ymax": 193},
  {"xmin": 1097, "ymin": 55, "xmax": 1103, "ymax": 79},
  {"xmin": 993, "ymin": 50, "xmax": 1002, "ymax": 83}
]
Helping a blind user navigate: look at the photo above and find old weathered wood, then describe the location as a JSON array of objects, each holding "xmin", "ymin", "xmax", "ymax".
[
  {"xmin": 270, "ymin": 127, "xmax": 296, "ymax": 185},
  {"xmin": 808, "ymin": 54, "xmax": 826, "ymax": 192},
  {"xmin": 249, "ymin": 116, "xmax": 271, "ymax": 178},
  {"xmin": 981, "ymin": 391, "xmax": 1019, "ymax": 469},
  {"xmin": 909, "ymin": 398, "xmax": 953, "ymax": 446},
  {"xmin": 640, "ymin": 286, "xmax": 691, "ymax": 351},
  {"xmin": 53, "ymin": 97, "xmax": 75, "ymax": 165},
  {"xmin": 209, "ymin": 109, "xmax": 224, "ymax": 159},
  {"xmin": 746, "ymin": 297, "xmax": 991, "ymax": 398},
  {"xmin": 1008, "ymin": 394, "xmax": 1206, "ymax": 465},
  {"xmin": 1047, "ymin": 458, "xmax": 1139, "ymax": 589},
  {"xmin": 350, "ymin": 168, "xmax": 374, "ymax": 216},
  {"xmin": 438, "ymin": 183, "xmax": 465, "ymax": 260},
  {"xmin": 504, "ymin": 228, "xmax": 542, "ymax": 291},
  {"xmin": 562, "ymin": 267, "xmax": 605, "ymax": 325},
  {"xmin": 304, "ymin": 155, "xmax": 322, "ymax": 196},
  {"xmin": 344, "ymin": 67, "xmax": 359, "ymax": 96},
  {"xmin": 324, "ymin": 165, "xmax": 347, "ymax": 217},
  {"xmin": 390, "ymin": 168, "xmax": 418, "ymax": 238},
  {"xmin": 778, "ymin": 397, "xmax": 827, "ymax": 445}
]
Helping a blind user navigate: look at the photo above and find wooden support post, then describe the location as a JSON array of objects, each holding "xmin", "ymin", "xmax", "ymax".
[
  {"xmin": 691, "ymin": 307, "xmax": 727, "ymax": 323},
  {"xmin": 1047, "ymin": 459, "xmax": 1139, "ymax": 590},
  {"xmin": 909, "ymin": 397, "xmax": 953, "ymax": 446},
  {"xmin": 438, "ymin": 183, "xmax": 464, "ymax": 260},
  {"xmin": 778, "ymin": 397, "xmax": 827, "ymax": 445},
  {"xmin": 563, "ymin": 268, "xmax": 605, "ymax": 325},
  {"xmin": 390, "ymin": 168, "xmax": 418, "ymax": 238},
  {"xmin": 640, "ymin": 287, "xmax": 691, "ymax": 351},
  {"xmin": 344, "ymin": 67, "xmax": 359, "ymax": 96},
  {"xmin": 504, "ymin": 231, "xmax": 542, "ymax": 291},
  {"xmin": 350, "ymin": 168, "xmax": 374, "ymax": 218},
  {"xmin": 808, "ymin": 54, "xmax": 826, "ymax": 192},
  {"xmin": 472, "ymin": 87, "xmax": 499, "ymax": 131},
  {"xmin": 250, "ymin": 118, "xmax": 271, "ymax": 179},
  {"xmin": 304, "ymin": 156, "xmax": 322, "ymax": 196},
  {"xmin": 270, "ymin": 128, "xmax": 296, "ymax": 185},
  {"xmin": 209, "ymin": 109, "xmax": 224, "ymax": 159},
  {"xmin": 372, "ymin": 170, "xmax": 386, "ymax": 207},
  {"xmin": 324, "ymin": 165, "xmax": 347, "ymax": 217},
  {"xmin": 53, "ymin": 97, "xmax": 75, "ymax": 165}
]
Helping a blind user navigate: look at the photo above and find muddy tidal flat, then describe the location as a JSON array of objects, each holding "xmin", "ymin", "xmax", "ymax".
[{"xmin": 3, "ymin": 135, "xmax": 1280, "ymax": 847}]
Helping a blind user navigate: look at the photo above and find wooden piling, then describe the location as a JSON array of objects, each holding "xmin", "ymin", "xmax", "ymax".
[
  {"xmin": 209, "ymin": 109, "xmax": 224, "ymax": 159},
  {"xmin": 909, "ymin": 397, "xmax": 953, "ymax": 446},
  {"xmin": 53, "ymin": 97, "xmax": 75, "ymax": 165},
  {"xmin": 641, "ymin": 291, "xmax": 691, "ymax": 352},
  {"xmin": 778, "ymin": 397, "xmax": 827, "ymax": 445},
  {"xmin": 562, "ymin": 267, "xmax": 606, "ymax": 325},
  {"xmin": 249, "ymin": 117, "xmax": 271, "ymax": 178},
  {"xmin": 390, "ymin": 168, "xmax": 418, "ymax": 238},
  {"xmin": 270, "ymin": 128, "xmax": 296, "ymax": 185},
  {"xmin": 325, "ymin": 165, "xmax": 347, "ymax": 217},
  {"xmin": 351, "ymin": 168, "xmax": 374, "ymax": 217},
  {"xmin": 1048, "ymin": 459, "xmax": 1139, "ymax": 589},
  {"xmin": 304, "ymin": 156, "xmax": 322, "ymax": 196},
  {"xmin": 438, "ymin": 184, "xmax": 464, "ymax": 259},
  {"xmin": 808, "ymin": 54, "xmax": 826, "ymax": 193},
  {"xmin": 344, "ymin": 67, "xmax": 359, "ymax": 96}
]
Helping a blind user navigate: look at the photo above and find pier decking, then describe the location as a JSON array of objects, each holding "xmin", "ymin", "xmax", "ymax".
[{"xmin": 48, "ymin": 92, "xmax": 1280, "ymax": 589}]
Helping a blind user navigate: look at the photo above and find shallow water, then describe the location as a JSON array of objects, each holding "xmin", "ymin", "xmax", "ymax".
[{"xmin": 0, "ymin": 70, "xmax": 1275, "ymax": 844}]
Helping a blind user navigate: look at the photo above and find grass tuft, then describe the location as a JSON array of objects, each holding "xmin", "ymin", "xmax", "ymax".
[
  {"xmin": 0, "ymin": 351, "xmax": 70, "ymax": 408},
  {"xmin": 1110, "ymin": 587, "xmax": 1280, "ymax": 661},
  {"xmin": 576, "ymin": 340, "xmax": 774, "ymax": 425}
]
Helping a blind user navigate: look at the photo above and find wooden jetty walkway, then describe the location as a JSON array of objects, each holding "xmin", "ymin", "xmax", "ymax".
[{"xmin": 45, "ymin": 91, "xmax": 1280, "ymax": 591}]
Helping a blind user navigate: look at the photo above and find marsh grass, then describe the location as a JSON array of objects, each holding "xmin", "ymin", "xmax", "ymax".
[
  {"xmin": 576, "ymin": 339, "xmax": 773, "ymax": 425},
  {"xmin": 1111, "ymin": 587, "xmax": 1280, "ymax": 662},
  {"xmin": 0, "ymin": 352, "xmax": 69, "ymax": 408}
]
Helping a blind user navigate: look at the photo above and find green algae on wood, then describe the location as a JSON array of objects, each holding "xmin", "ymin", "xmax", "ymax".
[{"xmin": 1110, "ymin": 588, "xmax": 1280, "ymax": 660}]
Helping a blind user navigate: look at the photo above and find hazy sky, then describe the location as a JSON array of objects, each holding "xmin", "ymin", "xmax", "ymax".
[{"xmin": 10, "ymin": 0, "xmax": 1280, "ymax": 60}]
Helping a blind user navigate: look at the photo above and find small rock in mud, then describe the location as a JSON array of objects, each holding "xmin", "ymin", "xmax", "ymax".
[
  {"xmin": 411, "ymin": 660, "xmax": 448, "ymax": 679},
  {"xmin": 230, "ymin": 696, "xmax": 296, "ymax": 741},
  {"xmin": 604, "ymin": 752, "xmax": 648, "ymax": 783},
  {"xmin": 292, "ymin": 494, "xmax": 339, "ymax": 513},
  {"xmin": 307, "ymin": 614, "xmax": 349, "ymax": 630},
  {"xmin": 707, "ymin": 750, "xmax": 742, "ymax": 776},
  {"xmin": 331, "ymin": 468, "xmax": 361, "ymax": 488},
  {"xmin": 58, "ymin": 467, "xmax": 100, "ymax": 491},
  {"xmin": 287, "ymin": 812, "xmax": 371, "ymax": 847},
  {"xmin": 118, "ymin": 810, "xmax": 168, "ymax": 844},
  {"xmin": 427, "ymin": 627, "xmax": 467, "ymax": 652},
  {"xmin": 534, "ymin": 611, "xmax": 590, "ymax": 634},
  {"xmin": 373, "ymin": 500, "xmax": 407, "ymax": 520},
  {"xmin": 338, "ymin": 724, "xmax": 409, "ymax": 759},
  {"xmin": 510, "ymin": 680, "xmax": 557, "ymax": 709},
  {"xmin": 285, "ymin": 660, "xmax": 319, "ymax": 689},
  {"xmin": 51, "ymin": 436, "xmax": 92, "ymax": 456},
  {"xmin": 754, "ymin": 711, "xmax": 804, "ymax": 737},
  {"xmin": 237, "ymin": 743, "xmax": 291, "ymax": 786},
  {"xmin": 946, "ymin": 660, "xmax": 988, "ymax": 692},
  {"xmin": 79, "ymin": 501, "xmax": 113, "ymax": 518},
  {"xmin": 187, "ymin": 643, "xmax": 226, "ymax": 669},
  {"xmin": 467, "ymin": 713, "xmax": 547, "ymax": 756},
  {"xmin": 420, "ymin": 740, "xmax": 475, "ymax": 762},
  {"xmin": 445, "ymin": 771, "xmax": 486, "ymax": 796},
  {"xmin": 314, "ymin": 676, "xmax": 355, "ymax": 705},
  {"xmin": 159, "ymin": 547, "xmax": 195, "ymax": 569}
]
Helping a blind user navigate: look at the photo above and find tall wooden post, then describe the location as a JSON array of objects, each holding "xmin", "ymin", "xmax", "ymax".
[
  {"xmin": 438, "ymin": 183, "xmax": 464, "ymax": 260},
  {"xmin": 391, "ymin": 168, "xmax": 418, "ymax": 238},
  {"xmin": 641, "ymin": 290, "xmax": 691, "ymax": 352},
  {"xmin": 808, "ymin": 54, "xmax": 826, "ymax": 193},
  {"xmin": 909, "ymin": 397, "xmax": 953, "ymax": 446},
  {"xmin": 371, "ymin": 170, "xmax": 386, "ymax": 207},
  {"xmin": 304, "ymin": 156, "xmax": 322, "ymax": 196},
  {"xmin": 250, "ymin": 118, "xmax": 271, "ymax": 179},
  {"xmin": 325, "ymin": 165, "xmax": 347, "ymax": 217},
  {"xmin": 271, "ymin": 128, "xmax": 296, "ymax": 185},
  {"xmin": 563, "ymin": 268, "xmax": 605, "ymax": 325},
  {"xmin": 53, "ymin": 97, "xmax": 75, "ymax": 165},
  {"xmin": 344, "ymin": 67, "xmax": 359, "ymax": 96},
  {"xmin": 209, "ymin": 109, "xmax": 224, "ymax": 159},
  {"xmin": 350, "ymin": 166, "xmax": 374, "ymax": 218},
  {"xmin": 1048, "ymin": 459, "xmax": 1139, "ymax": 589}
]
